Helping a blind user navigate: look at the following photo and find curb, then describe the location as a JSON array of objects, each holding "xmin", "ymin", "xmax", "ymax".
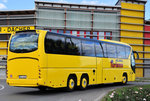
[
  {"xmin": 94, "ymin": 89, "xmax": 113, "ymax": 101},
  {"xmin": 0, "ymin": 75, "xmax": 6, "ymax": 80},
  {"xmin": 0, "ymin": 66, "xmax": 6, "ymax": 69}
]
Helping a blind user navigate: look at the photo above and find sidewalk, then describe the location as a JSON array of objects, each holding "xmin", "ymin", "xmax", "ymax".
[
  {"xmin": 0, "ymin": 75, "xmax": 6, "ymax": 79},
  {"xmin": 135, "ymin": 77, "xmax": 150, "ymax": 82},
  {"xmin": 0, "ymin": 66, "xmax": 6, "ymax": 79}
]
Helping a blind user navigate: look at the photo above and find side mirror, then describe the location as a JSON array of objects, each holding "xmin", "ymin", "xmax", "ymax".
[{"xmin": 133, "ymin": 51, "xmax": 139, "ymax": 59}]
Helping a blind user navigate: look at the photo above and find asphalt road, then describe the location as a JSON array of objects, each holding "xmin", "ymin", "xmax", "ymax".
[{"xmin": 0, "ymin": 79, "xmax": 150, "ymax": 101}]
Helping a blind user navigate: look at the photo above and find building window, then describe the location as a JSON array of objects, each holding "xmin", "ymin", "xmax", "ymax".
[
  {"xmin": 93, "ymin": 32, "xmax": 98, "ymax": 40},
  {"xmin": 51, "ymin": 29, "xmax": 57, "ymax": 33},
  {"xmin": 86, "ymin": 31, "xmax": 90, "ymax": 39},
  {"xmin": 99, "ymin": 32, "xmax": 104, "ymax": 39},
  {"xmin": 105, "ymin": 32, "xmax": 112, "ymax": 40},
  {"xmin": 72, "ymin": 31, "xmax": 77, "ymax": 36},
  {"xmin": 80, "ymin": 31, "xmax": 84, "ymax": 38},
  {"xmin": 59, "ymin": 30, "xmax": 64, "ymax": 34},
  {"xmin": 65, "ymin": 30, "xmax": 71, "ymax": 34}
]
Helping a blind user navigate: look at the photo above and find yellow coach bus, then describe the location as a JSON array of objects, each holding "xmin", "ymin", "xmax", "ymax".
[{"xmin": 7, "ymin": 30, "xmax": 138, "ymax": 91}]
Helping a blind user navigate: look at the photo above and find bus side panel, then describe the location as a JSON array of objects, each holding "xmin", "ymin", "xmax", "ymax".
[
  {"xmin": 96, "ymin": 58, "xmax": 103, "ymax": 84},
  {"xmin": 38, "ymin": 30, "xmax": 49, "ymax": 86},
  {"xmin": 102, "ymin": 58, "xmax": 132, "ymax": 83},
  {"xmin": 103, "ymin": 69, "xmax": 123, "ymax": 83},
  {"xmin": 46, "ymin": 54, "xmax": 97, "ymax": 88}
]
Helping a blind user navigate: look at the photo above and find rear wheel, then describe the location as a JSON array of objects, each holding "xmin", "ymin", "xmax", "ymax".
[
  {"xmin": 80, "ymin": 76, "xmax": 88, "ymax": 90},
  {"xmin": 67, "ymin": 77, "xmax": 76, "ymax": 91},
  {"xmin": 38, "ymin": 86, "xmax": 47, "ymax": 91}
]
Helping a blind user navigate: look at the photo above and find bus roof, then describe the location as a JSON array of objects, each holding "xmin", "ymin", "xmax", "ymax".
[{"xmin": 100, "ymin": 39, "xmax": 130, "ymax": 47}]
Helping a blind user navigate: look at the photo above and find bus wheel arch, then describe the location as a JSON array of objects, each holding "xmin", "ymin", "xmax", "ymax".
[
  {"xmin": 67, "ymin": 74, "xmax": 77, "ymax": 91},
  {"xmin": 38, "ymin": 86, "xmax": 48, "ymax": 91},
  {"xmin": 122, "ymin": 73, "xmax": 128, "ymax": 84},
  {"xmin": 79, "ymin": 73, "xmax": 89, "ymax": 90}
]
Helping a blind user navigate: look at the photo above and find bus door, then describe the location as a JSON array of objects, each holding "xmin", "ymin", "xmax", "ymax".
[{"xmin": 95, "ymin": 42, "xmax": 103, "ymax": 84}]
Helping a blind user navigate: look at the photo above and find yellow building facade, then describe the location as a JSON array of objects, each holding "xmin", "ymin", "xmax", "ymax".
[
  {"xmin": 0, "ymin": 26, "xmax": 35, "ymax": 57},
  {"xmin": 117, "ymin": 0, "xmax": 146, "ymax": 77}
]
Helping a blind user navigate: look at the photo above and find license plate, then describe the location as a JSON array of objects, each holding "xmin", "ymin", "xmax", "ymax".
[{"xmin": 19, "ymin": 75, "xmax": 27, "ymax": 79}]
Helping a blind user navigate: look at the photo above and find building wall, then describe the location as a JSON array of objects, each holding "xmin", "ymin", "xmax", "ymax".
[
  {"xmin": 0, "ymin": 11, "xmax": 35, "ymax": 67},
  {"xmin": 120, "ymin": 1, "xmax": 146, "ymax": 77},
  {"xmin": 36, "ymin": 2, "xmax": 120, "ymax": 41},
  {"xmin": 144, "ymin": 25, "xmax": 150, "ymax": 77}
]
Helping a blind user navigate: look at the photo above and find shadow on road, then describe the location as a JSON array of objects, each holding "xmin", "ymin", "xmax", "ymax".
[{"xmin": 15, "ymin": 83, "xmax": 133, "ymax": 96}]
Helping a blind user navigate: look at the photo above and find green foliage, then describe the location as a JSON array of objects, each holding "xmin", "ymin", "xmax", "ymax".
[{"xmin": 102, "ymin": 85, "xmax": 150, "ymax": 101}]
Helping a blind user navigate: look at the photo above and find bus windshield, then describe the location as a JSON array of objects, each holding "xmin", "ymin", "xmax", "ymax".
[{"xmin": 10, "ymin": 32, "xmax": 39, "ymax": 53}]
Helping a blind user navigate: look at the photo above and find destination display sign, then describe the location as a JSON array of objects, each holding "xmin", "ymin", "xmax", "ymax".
[{"xmin": 0, "ymin": 26, "xmax": 35, "ymax": 33}]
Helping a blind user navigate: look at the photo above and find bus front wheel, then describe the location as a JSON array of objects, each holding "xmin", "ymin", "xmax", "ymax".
[{"xmin": 122, "ymin": 75, "xmax": 127, "ymax": 85}]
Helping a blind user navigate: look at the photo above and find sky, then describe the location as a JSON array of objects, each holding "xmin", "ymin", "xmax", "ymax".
[{"xmin": 0, "ymin": 0, "xmax": 149, "ymax": 19}]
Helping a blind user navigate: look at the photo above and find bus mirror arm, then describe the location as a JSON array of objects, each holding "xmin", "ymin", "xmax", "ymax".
[{"xmin": 133, "ymin": 51, "xmax": 139, "ymax": 59}]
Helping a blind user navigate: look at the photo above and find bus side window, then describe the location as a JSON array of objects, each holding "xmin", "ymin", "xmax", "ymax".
[
  {"xmin": 71, "ymin": 38, "xmax": 82, "ymax": 55},
  {"xmin": 66, "ymin": 37, "xmax": 73, "ymax": 55},
  {"xmin": 45, "ymin": 33, "xmax": 65, "ymax": 54},
  {"xmin": 117, "ymin": 45, "xmax": 126, "ymax": 59},
  {"xmin": 66, "ymin": 37, "xmax": 81, "ymax": 55},
  {"xmin": 82, "ymin": 40, "xmax": 95, "ymax": 57},
  {"xmin": 101, "ymin": 43, "xmax": 107, "ymax": 57},
  {"xmin": 107, "ymin": 44, "xmax": 117, "ymax": 58},
  {"xmin": 95, "ymin": 42, "xmax": 103, "ymax": 57},
  {"xmin": 125, "ymin": 47, "xmax": 131, "ymax": 59}
]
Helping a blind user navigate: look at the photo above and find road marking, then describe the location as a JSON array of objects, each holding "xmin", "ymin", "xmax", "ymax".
[
  {"xmin": 94, "ymin": 89, "xmax": 113, "ymax": 101},
  {"xmin": 0, "ymin": 84, "xmax": 4, "ymax": 91}
]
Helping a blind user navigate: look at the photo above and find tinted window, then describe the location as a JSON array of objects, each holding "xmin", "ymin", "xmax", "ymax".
[
  {"xmin": 125, "ymin": 47, "xmax": 131, "ymax": 58},
  {"xmin": 95, "ymin": 42, "xmax": 103, "ymax": 57},
  {"xmin": 117, "ymin": 45, "xmax": 126, "ymax": 59},
  {"xmin": 66, "ymin": 37, "xmax": 81, "ymax": 55},
  {"xmin": 45, "ymin": 33, "xmax": 65, "ymax": 54},
  {"xmin": 107, "ymin": 44, "xmax": 117, "ymax": 58},
  {"xmin": 101, "ymin": 43, "xmax": 107, "ymax": 57},
  {"xmin": 10, "ymin": 32, "xmax": 38, "ymax": 53},
  {"xmin": 82, "ymin": 40, "xmax": 95, "ymax": 56}
]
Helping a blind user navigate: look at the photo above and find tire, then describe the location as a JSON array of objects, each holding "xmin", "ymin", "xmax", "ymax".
[
  {"xmin": 122, "ymin": 75, "xmax": 127, "ymax": 85},
  {"xmin": 67, "ymin": 77, "xmax": 76, "ymax": 91},
  {"xmin": 38, "ymin": 86, "xmax": 47, "ymax": 91},
  {"xmin": 80, "ymin": 76, "xmax": 88, "ymax": 90}
]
